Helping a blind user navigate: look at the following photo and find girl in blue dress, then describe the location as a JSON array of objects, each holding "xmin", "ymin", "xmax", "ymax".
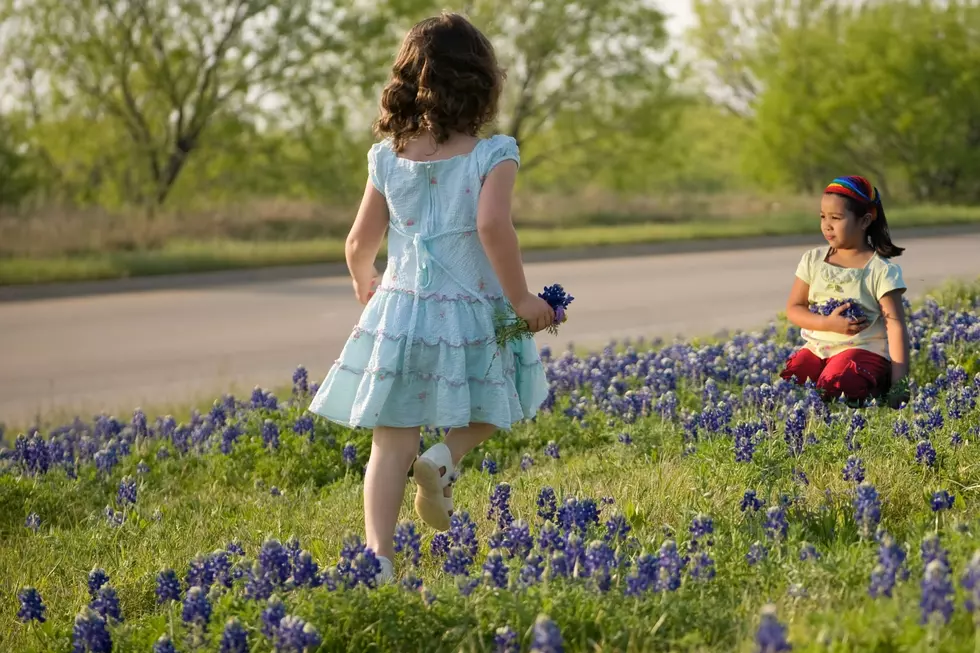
[{"xmin": 309, "ymin": 12, "xmax": 554, "ymax": 583}]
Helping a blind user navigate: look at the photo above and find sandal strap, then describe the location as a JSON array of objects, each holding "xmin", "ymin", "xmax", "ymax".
[{"xmin": 419, "ymin": 443, "xmax": 454, "ymax": 488}]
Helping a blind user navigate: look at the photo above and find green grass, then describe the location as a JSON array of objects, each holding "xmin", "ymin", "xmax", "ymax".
[
  {"xmin": 3, "ymin": 204, "xmax": 980, "ymax": 286},
  {"xmin": 2, "ymin": 283, "xmax": 980, "ymax": 652}
]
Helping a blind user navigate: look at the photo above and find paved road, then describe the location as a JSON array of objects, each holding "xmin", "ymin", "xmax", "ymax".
[{"xmin": 2, "ymin": 234, "xmax": 979, "ymax": 426}]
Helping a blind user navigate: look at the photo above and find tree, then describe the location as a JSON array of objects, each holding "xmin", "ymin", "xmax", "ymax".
[
  {"xmin": 460, "ymin": 0, "xmax": 675, "ymax": 171},
  {"xmin": 0, "ymin": 0, "xmax": 384, "ymax": 207}
]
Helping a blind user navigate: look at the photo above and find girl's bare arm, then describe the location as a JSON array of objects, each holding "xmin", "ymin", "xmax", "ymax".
[
  {"xmin": 346, "ymin": 179, "xmax": 389, "ymax": 303},
  {"xmin": 879, "ymin": 290, "xmax": 910, "ymax": 383}
]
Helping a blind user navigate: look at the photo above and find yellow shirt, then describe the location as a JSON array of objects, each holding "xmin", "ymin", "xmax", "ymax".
[{"xmin": 795, "ymin": 247, "xmax": 906, "ymax": 360}]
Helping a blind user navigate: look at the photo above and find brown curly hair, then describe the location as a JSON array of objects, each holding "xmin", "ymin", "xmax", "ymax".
[{"xmin": 374, "ymin": 13, "xmax": 504, "ymax": 153}]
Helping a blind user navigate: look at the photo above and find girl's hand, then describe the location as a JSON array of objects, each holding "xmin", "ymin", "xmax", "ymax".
[
  {"xmin": 353, "ymin": 266, "xmax": 379, "ymax": 305},
  {"xmin": 514, "ymin": 292, "xmax": 555, "ymax": 333},
  {"xmin": 824, "ymin": 303, "xmax": 869, "ymax": 335}
]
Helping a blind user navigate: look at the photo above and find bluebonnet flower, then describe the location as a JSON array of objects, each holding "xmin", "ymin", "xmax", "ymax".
[
  {"xmin": 930, "ymin": 490, "xmax": 955, "ymax": 512},
  {"xmin": 394, "ymin": 521, "xmax": 422, "ymax": 566},
  {"xmin": 182, "ymin": 586, "xmax": 212, "ymax": 628},
  {"xmin": 537, "ymin": 487, "xmax": 557, "ymax": 521},
  {"xmin": 618, "ymin": 432, "xmax": 633, "ymax": 445},
  {"xmin": 293, "ymin": 365, "xmax": 309, "ymax": 395},
  {"xmin": 483, "ymin": 549, "xmax": 509, "ymax": 588},
  {"xmin": 444, "ymin": 546, "xmax": 474, "ymax": 576},
  {"xmin": 342, "ymin": 442, "xmax": 357, "ymax": 466},
  {"xmin": 220, "ymin": 617, "xmax": 249, "ymax": 653},
  {"xmin": 275, "ymin": 615, "xmax": 321, "ymax": 652},
  {"xmin": 545, "ymin": 441, "xmax": 560, "ymax": 459},
  {"xmin": 755, "ymin": 604, "xmax": 792, "ymax": 652},
  {"xmin": 156, "ymin": 568, "xmax": 181, "ymax": 603},
  {"xmin": 799, "ymin": 542, "xmax": 821, "ymax": 562},
  {"xmin": 220, "ymin": 424, "xmax": 241, "ymax": 454},
  {"xmin": 733, "ymin": 423, "xmax": 759, "ymax": 462},
  {"xmin": 457, "ymin": 575, "xmax": 481, "ymax": 597},
  {"xmin": 557, "ymin": 496, "xmax": 600, "ymax": 535},
  {"xmin": 520, "ymin": 453, "xmax": 535, "ymax": 470},
  {"xmin": 869, "ymin": 532, "xmax": 909, "ymax": 598},
  {"xmin": 689, "ymin": 513, "xmax": 714, "ymax": 545},
  {"xmin": 810, "ymin": 297, "xmax": 864, "ymax": 319},
  {"xmin": 270, "ymin": 486, "xmax": 282, "ymax": 496},
  {"xmin": 746, "ymin": 541, "xmax": 769, "ymax": 566},
  {"xmin": 842, "ymin": 456, "xmax": 865, "ymax": 483},
  {"xmin": 136, "ymin": 460, "xmax": 149, "ymax": 474},
  {"xmin": 915, "ymin": 440, "xmax": 937, "ymax": 468},
  {"xmin": 259, "ymin": 538, "xmax": 292, "ymax": 585},
  {"xmin": 960, "ymin": 551, "xmax": 980, "ymax": 616},
  {"xmin": 503, "ymin": 520, "xmax": 534, "ymax": 560},
  {"xmin": 291, "ymin": 551, "xmax": 319, "ymax": 587},
  {"xmin": 537, "ymin": 521, "xmax": 563, "ymax": 553},
  {"xmin": 689, "ymin": 551, "xmax": 716, "ymax": 582},
  {"xmin": 655, "ymin": 539, "xmax": 685, "ymax": 591},
  {"xmin": 605, "ymin": 512, "xmax": 631, "ymax": 543},
  {"xmin": 90, "ymin": 586, "xmax": 122, "ymax": 622},
  {"xmin": 740, "ymin": 490, "xmax": 765, "ymax": 513},
  {"xmin": 920, "ymin": 560, "xmax": 954, "ymax": 625},
  {"xmin": 852, "ymin": 482, "xmax": 881, "ymax": 538},
  {"xmin": 117, "ymin": 475, "xmax": 137, "ymax": 505},
  {"xmin": 520, "ymin": 552, "xmax": 545, "ymax": 586},
  {"xmin": 791, "ymin": 468, "xmax": 809, "ymax": 486},
  {"xmin": 17, "ymin": 587, "xmax": 46, "ymax": 622},
  {"xmin": 227, "ymin": 540, "xmax": 245, "ymax": 556},
  {"xmin": 495, "ymin": 626, "xmax": 520, "ymax": 653},
  {"xmin": 449, "ymin": 511, "xmax": 479, "ymax": 556},
  {"xmin": 547, "ymin": 550, "xmax": 571, "ymax": 579},
  {"xmin": 783, "ymin": 404, "xmax": 806, "ymax": 456},
  {"xmin": 132, "ymin": 408, "xmax": 148, "ymax": 437},
  {"xmin": 353, "ymin": 549, "xmax": 383, "ymax": 587},
  {"xmin": 262, "ymin": 419, "xmax": 280, "ymax": 451},
  {"xmin": 539, "ymin": 284, "xmax": 574, "ymax": 311},
  {"xmin": 530, "ymin": 614, "xmax": 564, "ymax": 653},
  {"xmin": 488, "ymin": 483, "xmax": 513, "ymax": 528},
  {"xmin": 400, "ymin": 572, "xmax": 423, "ymax": 592},
  {"xmin": 88, "ymin": 568, "xmax": 109, "ymax": 599},
  {"xmin": 921, "ymin": 532, "xmax": 950, "ymax": 568},
  {"xmin": 103, "ymin": 504, "xmax": 124, "ymax": 527},
  {"xmin": 153, "ymin": 634, "xmax": 177, "ymax": 653},
  {"xmin": 25, "ymin": 512, "xmax": 40, "ymax": 532},
  {"xmin": 72, "ymin": 607, "xmax": 112, "ymax": 653},
  {"xmin": 293, "ymin": 415, "xmax": 314, "ymax": 437},
  {"xmin": 430, "ymin": 532, "xmax": 451, "ymax": 557},
  {"xmin": 764, "ymin": 505, "xmax": 788, "ymax": 541},
  {"xmin": 261, "ymin": 596, "xmax": 287, "ymax": 638},
  {"xmin": 482, "ymin": 454, "xmax": 499, "ymax": 475}
]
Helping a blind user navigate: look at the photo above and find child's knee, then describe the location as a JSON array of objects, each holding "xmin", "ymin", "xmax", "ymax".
[
  {"xmin": 817, "ymin": 364, "xmax": 875, "ymax": 400},
  {"xmin": 781, "ymin": 349, "xmax": 823, "ymax": 384}
]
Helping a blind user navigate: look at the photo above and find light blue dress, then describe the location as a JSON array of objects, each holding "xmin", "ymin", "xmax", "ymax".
[{"xmin": 309, "ymin": 135, "xmax": 549, "ymax": 430}]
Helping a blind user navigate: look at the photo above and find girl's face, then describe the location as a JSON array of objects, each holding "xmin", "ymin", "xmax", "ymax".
[{"xmin": 820, "ymin": 193, "xmax": 872, "ymax": 250}]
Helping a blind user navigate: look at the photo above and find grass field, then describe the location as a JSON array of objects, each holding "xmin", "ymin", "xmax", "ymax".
[
  {"xmin": 3, "ymin": 198, "xmax": 980, "ymax": 286},
  {"xmin": 2, "ymin": 283, "xmax": 980, "ymax": 652}
]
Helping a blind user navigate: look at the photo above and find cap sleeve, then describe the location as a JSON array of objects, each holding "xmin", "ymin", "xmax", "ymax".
[
  {"xmin": 367, "ymin": 142, "xmax": 388, "ymax": 194},
  {"xmin": 795, "ymin": 248, "xmax": 819, "ymax": 285},
  {"xmin": 874, "ymin": 260, "xmax": 906, "ymax": 300},
  {"xmin": 479, "ymin": 134, "xmax": 520, "ymax": 179}
]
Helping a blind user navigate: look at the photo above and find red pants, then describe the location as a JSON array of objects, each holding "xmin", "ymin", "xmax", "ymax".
[{"xmin": 780, "ymin": 348, "xmax": 891, "ymax": 401}]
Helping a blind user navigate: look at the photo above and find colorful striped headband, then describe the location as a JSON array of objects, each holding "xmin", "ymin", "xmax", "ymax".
[{"xmin": 825, "ymin": 176, "xmax": 881, "ymax": 215}]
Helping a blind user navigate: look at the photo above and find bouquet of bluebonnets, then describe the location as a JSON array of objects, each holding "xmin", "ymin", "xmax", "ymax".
[
  {"xmin": 493, "ymin": 284, "xmax": 575, "ymax": 349},
  {"xmin": 809, "ymin": 297, "xmax": 866, "ymax": 320}
]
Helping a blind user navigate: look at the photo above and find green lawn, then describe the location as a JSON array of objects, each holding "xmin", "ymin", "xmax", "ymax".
[
  {"xmin": 2, "ymin": 282, "xmax": 980, "ymax": 651},
  {"xmin": 3, "ymin": 205, "xmax": 980, "ymax": 286}
]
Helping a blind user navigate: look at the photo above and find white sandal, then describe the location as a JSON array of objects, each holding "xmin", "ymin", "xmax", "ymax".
[
  {"xmin": 376, "ymin": 555, "xmax": 394, "ymax": 586},
  {"xmin": 412, "ymin": 443, "xmax": 455, "ymax": 531}
]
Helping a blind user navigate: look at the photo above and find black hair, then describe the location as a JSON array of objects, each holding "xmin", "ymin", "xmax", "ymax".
[{"xmin": 831, "ymin": 193, "xmax": 905, "ymax": 258}]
